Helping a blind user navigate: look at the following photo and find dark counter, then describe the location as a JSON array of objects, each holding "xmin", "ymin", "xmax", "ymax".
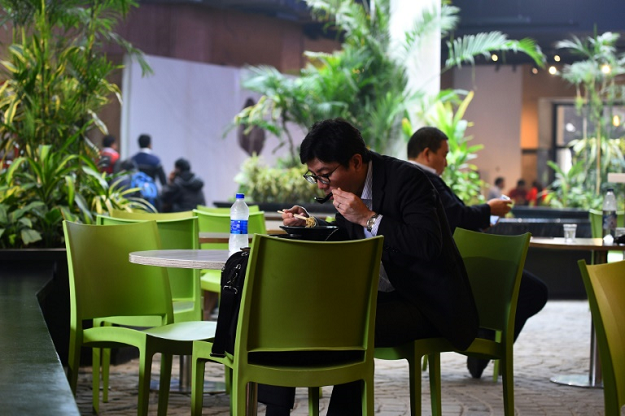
[{"xmin": 0, "ymin": 261, "xmax": 79, "ymax": 415}]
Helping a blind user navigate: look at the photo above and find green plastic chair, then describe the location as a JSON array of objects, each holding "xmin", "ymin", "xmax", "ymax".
[
  {"xmin": 64, "ymin": 220, "xmax": 216, "ymax": 416},
  {"xmin": 195, "ymin": 204, "xmax": 260, "ymax": 213},
  {"xmin": 95, "ymin": 215, "xmax": 203, "ymax": 404},
  {"xmin": 588, "ymin": 209, "xmax": 625, "ymax": 263},
  {"xmin": 110, "ymin": 209, "xmax": 195, "ymax": 220},
  {"xmin": 578, "ymin": 259, "xmax": 625, "ymax": 416},
  {"xmin": 96, "ymin": 214, "xmax": 202, "ymax": 322},
  {"xmin": 193, "ymin": 209, "xmax": 267, "ymax": 310},
  {"xmin": 191, "ymin": 234, "xmax": 384, "ymax": 416},
  {"xmin": 374, "ymin": 228, "xmax": 530, "ymax": 416}
]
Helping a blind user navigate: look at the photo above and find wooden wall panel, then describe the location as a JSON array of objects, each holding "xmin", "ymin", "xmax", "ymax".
[{"xmin": 108, "ymin": 3, "xmax": 339, "ymax": 73}]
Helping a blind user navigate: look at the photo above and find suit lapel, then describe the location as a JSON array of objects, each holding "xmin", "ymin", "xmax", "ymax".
[{"xmin": 371, "ymin": 154, "xmax": 386, "ymax": 214}]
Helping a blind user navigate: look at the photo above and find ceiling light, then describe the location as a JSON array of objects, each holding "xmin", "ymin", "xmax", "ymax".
[
  {"xmin": 554, "ymin": 55, "xmax": 561, "ymax": 62},
  {"xmin": 548, "ymin": 66, "xmax": 558, "ymax": 75},
  {"xmin": 491, "ymin": 53, "xmax": 499, "ymax": 62},
  {"xmin": 613, "ymin": 115, "xmax": 621, "ymax": 127},
  {"xmin": 601, "ymin": 64, "xmax": 611, "ymax": 74}
]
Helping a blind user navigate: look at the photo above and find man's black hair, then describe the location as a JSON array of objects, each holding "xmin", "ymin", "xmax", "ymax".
[
  {"xmin": 175, "ymin": 158, "xmax": 191, "ymax": 172},
  {"xmin": 407, "ymin": 127, "xmax": 448, "ymax": 159},
  {"xmin": 102, "ymin": 135, "xmax": 116, "ymax": 148},
  {"xmin": 299, "ymin": 118, "xmax": 371, "ymax": 167},
  {"xmin": 138, "ymin": 134, "xmax": 151, "ymax": 148}
]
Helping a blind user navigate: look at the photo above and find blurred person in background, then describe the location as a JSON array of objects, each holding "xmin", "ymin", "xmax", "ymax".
[{"xmin": 160, "ymin": 158, "xmax": 206, "ymax": 212}]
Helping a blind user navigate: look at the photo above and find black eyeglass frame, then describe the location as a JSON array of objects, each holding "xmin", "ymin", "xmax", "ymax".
[{"xmin": 303, "ymin": 164, "xmax": 340, "ymax": 185}]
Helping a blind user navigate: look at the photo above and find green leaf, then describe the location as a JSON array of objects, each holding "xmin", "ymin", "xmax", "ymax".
[{"xmin": 21, "ymin": 228, "xmax": 42, "ymax": 245}]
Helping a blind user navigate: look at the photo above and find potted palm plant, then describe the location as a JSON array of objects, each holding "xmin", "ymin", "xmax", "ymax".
[{"xmin": 546, "ymin": 31, "xmax": 625, "ymax": 210}]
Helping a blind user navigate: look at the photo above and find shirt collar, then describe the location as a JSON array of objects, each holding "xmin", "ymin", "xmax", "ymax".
[
  {"xmin": 140, "ymin": 148, "xmax": 152, "ymax": 154},
  {"xmin": 409, "ymin": 159, "xmax": 438, "ymax": 175}
]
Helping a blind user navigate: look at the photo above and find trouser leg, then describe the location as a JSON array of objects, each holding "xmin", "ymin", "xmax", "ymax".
[
  {"xmin": 326, "ymin": 292, "xmax": 440, "ymax": 416},
  {"xmin": 514, "ymin": 270, "xmax": 549, "ymax": 340}
]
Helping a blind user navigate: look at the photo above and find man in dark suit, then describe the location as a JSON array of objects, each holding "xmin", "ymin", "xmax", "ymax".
[
  {"xmin": 407, "ymin": 126, "xmax": 549, "ymax": 379},
  {"xmin": 266, "ymin": 118, "xmax": 479, "ymax": 415}
]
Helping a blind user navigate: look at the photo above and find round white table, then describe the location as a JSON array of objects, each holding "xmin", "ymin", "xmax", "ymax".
[
  {"xmin": 129, "ymin": 249, "xmax": 229, "ymax": 393},
  {"xmin": 130, "ymin": 249, "xmax": 229, "ymax": 270},
  {"xmin": 529, "ymin": 237, "xmax": 625, "ymax": 388}
]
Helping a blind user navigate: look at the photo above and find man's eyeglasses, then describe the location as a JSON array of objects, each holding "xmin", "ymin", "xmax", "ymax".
[{"xmin": 303, "ymin": 165, "xmax": 340, "ymax": 185}]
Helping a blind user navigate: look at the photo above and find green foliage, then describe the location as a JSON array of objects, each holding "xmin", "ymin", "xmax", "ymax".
[
  {"xmin": 0, "ymin": 0, "xmax": 151, "ymax": 248},
  {"xmin": 0, "ymin": 144, "xmax": 153, "ymax": 247},
  {"xmin": 233, "ymin": 0, "xmax": 544, "ymax": 161},
  {"xmin": 0, "ymin": 0, "xmax": 149, "ymax": 158},
  {"xmin": 548, "ymin": 31, "xmax": 625, "ymax": 202},
  {"xmin": 0, "ymin": 187, "xmax": 45, "ymax": 248},
  {"xmin": 234, "ymin": 155, "xmax": 324, "ymax": 204},
  {"xmin": 545, "ymin": 138, "xmax": 625, "ymax": 210}
]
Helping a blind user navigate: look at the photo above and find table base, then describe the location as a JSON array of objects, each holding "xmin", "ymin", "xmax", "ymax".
[{"xmin": 550, "ymin": 374, "xmax": 603, "ymax": 388}]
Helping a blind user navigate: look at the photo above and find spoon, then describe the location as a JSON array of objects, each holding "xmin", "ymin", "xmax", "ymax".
[{"xmin": 314, "ymin": 192, "xmax": 333, "ymax": 204}]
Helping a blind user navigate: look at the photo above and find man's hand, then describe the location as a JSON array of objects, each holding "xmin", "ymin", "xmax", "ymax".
[
  {"xmin": 332, "ymin": 188, "xmax": 374, "ymax": 227},
  {"xmin": 280, "ymin": 205, "xmax": 309, "ymax": 226},
  {"xmin": 488, "ymin": 198, "xmax": 513, "ymax": 216}
]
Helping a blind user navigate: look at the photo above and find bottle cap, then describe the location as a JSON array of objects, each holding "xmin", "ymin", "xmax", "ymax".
[{"xmin": 236, "ymin": 193, "xmax": 244, "ymax": 199}]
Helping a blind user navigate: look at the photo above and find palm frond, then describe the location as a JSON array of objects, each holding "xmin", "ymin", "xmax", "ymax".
[{"xmin": 446, "ymin": 32, "xmax": 545, "ymax": 68}]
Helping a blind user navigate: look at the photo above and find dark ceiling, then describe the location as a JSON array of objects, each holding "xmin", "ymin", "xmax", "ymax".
[{"xmin": 141, "ymin": 0, "xmax": 625, "ymax": 66}]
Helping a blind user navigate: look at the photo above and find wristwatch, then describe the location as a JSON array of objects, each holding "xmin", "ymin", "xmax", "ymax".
[{"xmin": 366, "ymin": 213, "xmax": 379, "ymax": 233}]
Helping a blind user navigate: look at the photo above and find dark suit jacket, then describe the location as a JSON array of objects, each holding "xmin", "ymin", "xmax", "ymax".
[
  {"xmin": 420, "ymin": 168, "xmax": 490, "ymax": 232},
  {"xmin": 333, "ymin": 153, "xmax": 478, "ymax": 350}
]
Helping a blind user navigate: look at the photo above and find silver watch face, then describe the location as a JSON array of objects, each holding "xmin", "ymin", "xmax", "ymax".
[{"xmin": 367, "ymin": 215, "xmax": 377, "ymax": 230}]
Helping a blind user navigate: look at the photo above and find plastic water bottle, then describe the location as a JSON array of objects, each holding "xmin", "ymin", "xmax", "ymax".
[
  {"xmin": 602, "ymin": 188, "xmax": 617, "ymax": 244},
  {"xmin": 229, "ymin": 193, "xmax": 249, "ymax": 256}
]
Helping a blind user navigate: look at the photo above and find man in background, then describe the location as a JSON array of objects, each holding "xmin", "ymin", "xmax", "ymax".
[
  {"xmin": 160, "ymin": 158, "xmax": 206, "ymax": 212},
  {"xmin": 407, "ymin": 126, "xmax": 548, "ymax": 379},
  {"xmin": 131, "ymin": 134, "xmax": 167, "ymax": 187},
  {"xmin": 487, "ymin": 176, "xmax": 505, "ymax": 200},
  {"xmin": 509, "ymin": 179, "xmax": 529, "ymax": 206}
]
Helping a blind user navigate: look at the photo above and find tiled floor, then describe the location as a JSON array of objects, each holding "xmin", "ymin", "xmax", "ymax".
[{"xmin": 75, "ymin": 301, "xmax": 609, "ymax": 415}]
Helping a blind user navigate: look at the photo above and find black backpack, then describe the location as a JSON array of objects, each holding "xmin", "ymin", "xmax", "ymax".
[{"xmin": 210, "ymin": 249, "xmax": 250, "ymax": 357}]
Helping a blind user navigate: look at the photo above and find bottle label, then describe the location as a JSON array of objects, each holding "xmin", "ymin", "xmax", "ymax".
[
  {"xmin": 603, "ymin": 211, "xmax": 617, "ymax": 235},
  {"xmin": 230, "ymin": 219, "xmax": 248, "ymax": 234}
]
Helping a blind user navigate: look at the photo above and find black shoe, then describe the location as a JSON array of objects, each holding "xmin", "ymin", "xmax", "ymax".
[{"xmin": 467, "ymin": 357, "xmax": 490, "ymax": 379}]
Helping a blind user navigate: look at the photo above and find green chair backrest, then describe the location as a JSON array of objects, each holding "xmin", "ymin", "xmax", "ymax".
[
  {"xmin": 238, "ymin": 234, "xmax": 383, "ymax": 361},
  {"xmin": 96, "ymin": 215, "xmax": 200, "ymax": 314},
  {"xmin": 578, "ymin": 259, "xmax": 625, "ymax": 416},
  {"xmin": 64, "ymin": 221, "xmax": 173, "ymax": 327},
  {"xmin": 195, "ymin": 204, "xmax": 260, "ymax": 213},
  {"xmin": 110, "ymin": 209, "xmax": 194, "ymax": 220},
  {"xmin": 193, "ymin": 209, "xmax": 267, "ymax": 250},
  {"xmin": 588, "ymin": 209, "xmax": 625, "ymax": 239},
  {"xmin": 453, "ymin": 228, "xmax": 531, "ymax": 336}
]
